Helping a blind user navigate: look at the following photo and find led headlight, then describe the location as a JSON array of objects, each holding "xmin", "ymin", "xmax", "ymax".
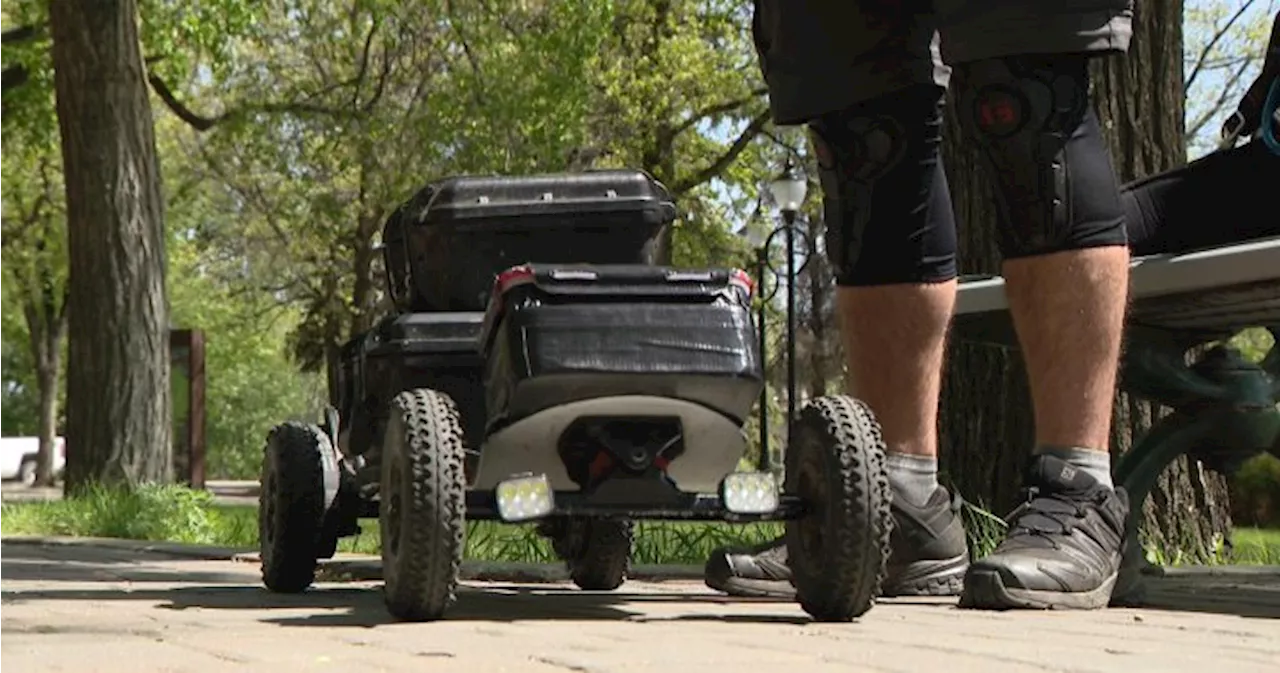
[
  {"xmin": 495, "ymin": 473, "xmax": 555, "ymax": 522},
  {"xmin": 721, "ymin": 471, "xmax": 779, "ymax": 515}
]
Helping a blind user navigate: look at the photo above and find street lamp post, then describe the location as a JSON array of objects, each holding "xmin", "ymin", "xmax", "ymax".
[
  {"xmin": 755, "ymin": 245, "xmax": 769, "ymax": 470},
  {"xmin": 768, "ymin": 159, "xmax": 808, "ymax": 453},
  {"xmin": 737, "ymin": 161, "xmax": 809, "ymax": 472}
]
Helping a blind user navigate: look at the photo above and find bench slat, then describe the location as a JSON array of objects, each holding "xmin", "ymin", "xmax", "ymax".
[{"xmin": 955, "ymin": 237, "xmax": 1280, "ymax": 333}]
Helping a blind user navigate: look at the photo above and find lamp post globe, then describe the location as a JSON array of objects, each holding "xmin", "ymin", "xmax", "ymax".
[{"xmin": 768, "ymin": 158, "xmax": 808, "ymax": 219}]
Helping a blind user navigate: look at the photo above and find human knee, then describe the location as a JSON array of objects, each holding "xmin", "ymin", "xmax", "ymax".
[
  {"xmin": 952, "ymin": 54, "xmax": 1126, "ymax": 259},
  {"xmin": 810, "ymin": 84, "xmax": 958, "ymax": 287}
]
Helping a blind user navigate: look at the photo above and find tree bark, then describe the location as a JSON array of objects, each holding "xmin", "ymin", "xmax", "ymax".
[
  {"xmin": 939, "ymin": 0, "xmax": 1232, "ymax": 559},
  {"xmin": 20, "ymin": 265, "xmax": 68, "ymax": 487},
  {"xmin": 1090, "ymin": 0, "xmax": 1232, "ymax": 561},
  {"xmin": 33, "ymin": 310, "xmax": 66, "ymax": 486},
  {"xmin": 50, "ymin": 0, "xmax": 172, "ymax": 491},
  {"xmin": 34, "ymin": 342, "xmax": 61, "ymax": 486},
  {"xmin": 803, "ymin": 215, "xmax": 836, "ymax": 399}
]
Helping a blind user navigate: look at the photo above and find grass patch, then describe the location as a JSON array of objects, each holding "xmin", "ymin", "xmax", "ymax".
[
  {"xmin": 0, "ymin": 485, "xmax": 781, "ymax": 564},
  {"xmin": 11, "ymin": 484, "xmax": 1270, "ymax": 567},
  {"xmin": 186, "ymin": 503, "xmax": 787, "ymax": 564},
  {"xmin": 1231, "ymin": 527, "xmax": 1280, "ymax": 565},
  {"xmin": 1, "ymin": 484, "xmax": 231, "ymax": 545}
]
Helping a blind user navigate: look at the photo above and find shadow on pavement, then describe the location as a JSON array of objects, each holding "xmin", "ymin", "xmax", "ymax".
[
  {"xmin": 5, "ymin": 582, "xmax": 811, "ymax": 628},
  {"xmin": 0, "ymin": 540, "xmax": 811, "ymax": 627},
  {"xmin": 5, "ymin": 540, "xmax": 1277, "ymax": 623},
  {"xmin": 1, "ymin": 543, "xmax": 250, "ymax": 585}
]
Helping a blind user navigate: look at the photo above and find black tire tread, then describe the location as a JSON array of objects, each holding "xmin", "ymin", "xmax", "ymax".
[
  {"xmin": 786, "ymin": 395, "xmax": 892, "ymax": 622},
  {"xmin": 259, "ymin": 422, "xmax": 329, "ymax": 593},
  {"xmin": 568, "ymin": 519, "xmax": 634, "ymax": 591},
  {"xmin": 381, "ymin": 389, "xmax": 467, "ymax": 622}
]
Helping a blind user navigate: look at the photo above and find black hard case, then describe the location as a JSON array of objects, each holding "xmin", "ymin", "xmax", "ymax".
[
  {"xmin": 334, "ymin": 312, "xmax": 487, "ymax": 457},
  {"xmin": 479, "ymin": 264, "xmax": 764, "ymax": 434},
  {"xmin": 382, "ymin": 170, "xmax": 676, "ymax": 313}
]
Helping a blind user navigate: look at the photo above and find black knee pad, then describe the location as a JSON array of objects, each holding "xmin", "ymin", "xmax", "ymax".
[
  {"xmin": 952, "ymin": 54, "xmax": 1127, "ymax": 259},
  {"xmin": 810, "ymin": 84, "xmax": 958, "ymax": 286}
]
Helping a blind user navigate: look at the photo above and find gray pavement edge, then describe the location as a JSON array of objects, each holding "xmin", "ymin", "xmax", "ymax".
[
  {"xmin": 7, "ymin": 534, "xmax": 1276, "ymax": 583},
  {"xmin": 0, "ymin": 535, "xmax": 707, "ymax": 583}
]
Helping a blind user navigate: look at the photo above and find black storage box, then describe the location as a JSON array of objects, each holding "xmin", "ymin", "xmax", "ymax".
[
  {"xmin": 384, "ymin": 170, "xmax": 677, "ymax": 313},
  {"xmin": 479, "ymin": 264, "xmax": 764, "ymax": 433},
  {"xmin": 337, "ymin": 312, "xmax": 487, "ymax": 457}
]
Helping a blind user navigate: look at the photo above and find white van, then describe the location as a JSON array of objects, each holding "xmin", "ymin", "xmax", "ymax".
[{"xmin": 0, "ymin": 436, "xmax": 66, "ymax": 486}]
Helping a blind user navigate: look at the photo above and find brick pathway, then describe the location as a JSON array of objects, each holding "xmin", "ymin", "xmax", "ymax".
[{"xmin": 2, "ymin": 540, "xmax": 1277, "ymax": 673}]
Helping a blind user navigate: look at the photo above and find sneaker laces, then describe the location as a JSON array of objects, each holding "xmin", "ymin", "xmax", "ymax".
[{"xmin": 1003, "ymin": 486, "xmax": 1103, "ymax": 550}]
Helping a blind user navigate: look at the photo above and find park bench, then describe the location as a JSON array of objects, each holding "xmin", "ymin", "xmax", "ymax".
[{"xmin": 951, "ymin": 235, "xmax": 1280, "ymax": 604}]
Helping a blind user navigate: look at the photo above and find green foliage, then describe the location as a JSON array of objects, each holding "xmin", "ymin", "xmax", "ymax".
[
  {"xmin": 0, "ymin": 489, "xmax": 786, "ymax": 564},
  {"xmin": 0, "ymin": 483, "xmax": 220, "ymax": 544},
  {"xmin": 198, "ymin": 503, "xmax": 779, "ymax": 564},
  {"xmin": 163, "ymin": 128, "xmax": 327, "ymax": 477},
  {"xmin": 1, "ymin": 6, "xmax": 68, "ymax": 441},
  {"xmin": 155, "ymin": 0, "xmax": 781, "ymax": 371},
  {"xmin": 7, "ymin": 485, "xmax": 1278, "ymax": 566},
  {"xmin": 1, "ymin": 308, "xmax": 41, "ymax": 436},
  {"xmin": 1184, "ymin": 0, "xmax": 1278, "ymax": 157},
  {"xmin": 1230, "ymin": 527, "xmax": 1280, "ymax": 564},
  {"xmin": 138, "ymin": 0, "xmax": 257, "ymax": 82},
  {"xmin": 1, "ymin": 0, "xmax": 57, "ymax": 146},
  {"xmin": 1228, "ymin": 327, "xmax": 1275, "ymax": 363},
  {"xmin": 1230, "ymin": 453, "xmax": 1280, "ymax": 528}
]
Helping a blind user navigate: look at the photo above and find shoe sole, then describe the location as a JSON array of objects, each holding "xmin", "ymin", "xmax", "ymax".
[
  {"xmin": 706, "ymin": 553, "xmax": 969, "ymax": 601},
  {"xmin": 706, "ymin": 575, "xmax": 796, "ymax": 600},
  {"xmin": 883, "ymin": 553, "xmax": 969, "ymax": 597},
  {"xmin": 958, "ymin": 568, "xmax": 1118, "ymax": 610}
]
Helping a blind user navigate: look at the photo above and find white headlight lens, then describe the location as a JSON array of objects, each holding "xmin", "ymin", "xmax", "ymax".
[
  {"xmin": 495, "ymin": 473, "xmax": 555, "ymax": 522},
  {"xmin": 721, "ymin": 471, "xmax": 779, "ymax": 514}
]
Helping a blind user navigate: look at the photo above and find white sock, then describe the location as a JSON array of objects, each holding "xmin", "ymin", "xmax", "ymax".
[{"xmin": 885, "ymin": 452, "xmax": 939, "ymax": 508}]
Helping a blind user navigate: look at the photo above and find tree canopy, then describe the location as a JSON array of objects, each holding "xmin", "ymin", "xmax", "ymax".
[{"xmin": 1, "ymin": 0, "xmax": 1273, "ymax": 485}]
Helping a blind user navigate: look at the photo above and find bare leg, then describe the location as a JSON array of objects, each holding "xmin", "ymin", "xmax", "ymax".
[
  {"xmin": 1003, "ymin": 246, "xmax": 1129, "ymax": 452},
  {"xmin": 704, "ymin": 83, "xmax": 972, "ymax": 599},
  {"xmin": 952, "ymin": 53, "xmax": 1132, "ymax": 610},
  {"xmin": 837, "ymin": 281, "xmax": 956, "ymax": 458}
]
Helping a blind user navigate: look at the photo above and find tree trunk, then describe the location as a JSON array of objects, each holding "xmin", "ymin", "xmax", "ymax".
[
  {"xmin": 22, "ymin": 283, "xmax": 68, "ymax": 487},
  {"xmin": 1090, "ymin": 0, "xmax": 1232, "ymax": 561},
  {"xmin": 51, "ymin": 0, "xmax": 172, "ymax": 492},
  {"xmin": 940, "ymin": 0, "xmax": 1232, "ymax": 559},
  {"xmin": 804, "ymin": 215, "xmax": 836, "ymax": 399},
  {"xmin": 34, "ymin": 348, "xmax": 60, "ymax": 491}
]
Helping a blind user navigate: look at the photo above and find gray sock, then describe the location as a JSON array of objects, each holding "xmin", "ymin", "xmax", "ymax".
[
  {"xmin": 885, "ymin": 452, "xmax": 939, "ymax": 508},
  {"xmin": 1034, "ymin": 445, "xmax": 1114, "ymax": 489}
]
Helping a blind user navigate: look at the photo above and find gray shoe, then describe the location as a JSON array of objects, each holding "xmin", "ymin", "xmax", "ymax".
[
  {"xmin": 959, "ymin": 455, "xmax": 1129, "ymax": 610},
  {"xmin": 703, "ymin": 536, "xmax": 793, "ymax": 599},
  {"xmin": 884, "ymin": 486, "xmax": 970, "ymax": 596},
  {"xmin": 704, "ymin": 485, "xmax": 970, "ymax": 599}
]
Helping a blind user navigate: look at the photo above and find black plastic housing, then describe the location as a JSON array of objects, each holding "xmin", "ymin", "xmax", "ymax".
[
  {"xmin": 382, "ymin": 170, "xmax": 676, "ymax": 313},
  {"xmin": 479, "ymin": 264, "xmax": 764, "ymax": 434},
  {"xmin": 333, "ymin": 312, "xmax": 486, "ymax": 457}
]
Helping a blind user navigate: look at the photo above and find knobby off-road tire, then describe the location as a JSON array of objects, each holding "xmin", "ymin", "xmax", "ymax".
[
  {"xmin": 551, "ymin": 517, "xmax": 634, "ymax": 591},
  {"xmin": 380, "ymin": 389, "xmax": 467, "ymax": 622},
  {"xmin": 785, "ymin": 395, "xmax": 893, "ymax": 622},
  {"xmin": 259, "ymin": 422, "xmax": 334, "ymax": 593}
]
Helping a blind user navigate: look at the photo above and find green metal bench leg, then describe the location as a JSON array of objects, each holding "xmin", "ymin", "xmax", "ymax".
[
  {"xmin": 1109, "ymin": 327, "xmax": 1280, "ymax": 606},
  {"xmin": 1111, "ymin": 411, "xmax": 1232, "ymax": 605},
  {"xmin": 1111, "ymin": 407, "xmax": 1280, "ymax": 604}
]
